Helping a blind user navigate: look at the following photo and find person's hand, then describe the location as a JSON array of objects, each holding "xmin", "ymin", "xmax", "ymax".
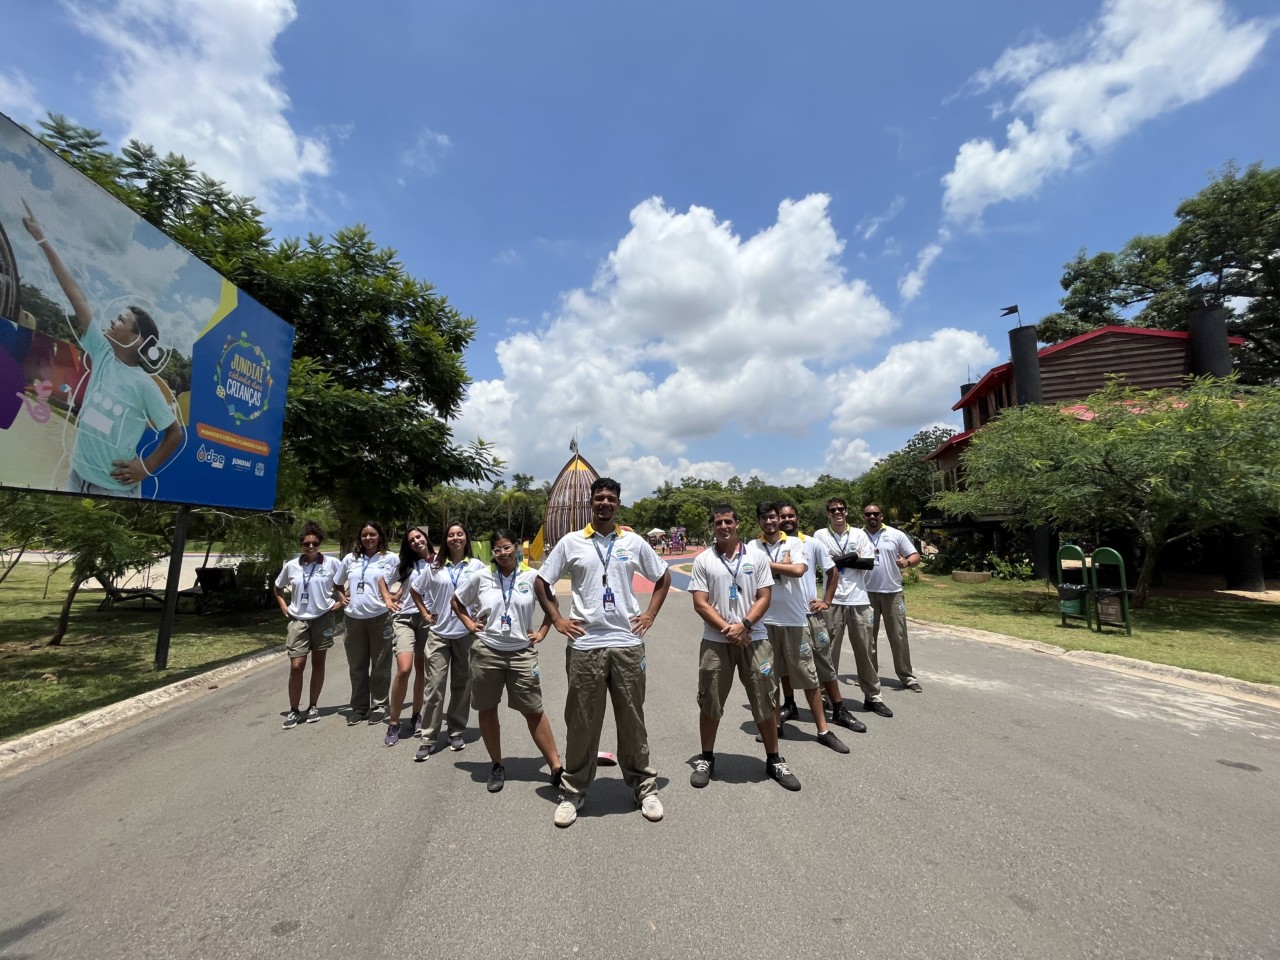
[
  {"xmin": 721, "ymin": 621, "xmax": 750, "ymax": 646},
  {"xmin": 529, "ymin": 626, "xmax": 549, "ymax": 644},
  {"xmin": 110, "ymin": 457, "xmax": 148, "ymax": 485},
  {"xmin": 422, "ymin": 609, "xmax": 436, "ymax": 625},
  {"xmin": 386, "ymin": 594, "xmax": 402, "ymax": 614},
  {"xmin": 553, "ymin": 616, "xmax": 586, "ymax": 639},
  {"xmin": 21, "ymin": 200, "xmax": 44, "ymax": 242},
  {"xmin": 809, "ymin": 598, "xmax": 829, "ymax": 613},
  {"xmin": 630, "ymin": 611, "xmax": 657, "ymax": 637},
  {"xmin": 896, "ymin": 555, "xmax": 909, "ymax": 569}
]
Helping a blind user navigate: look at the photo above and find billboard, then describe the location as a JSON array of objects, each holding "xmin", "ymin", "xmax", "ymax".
[{"xmin": 0, "ymin": 113, "xmax": 293, "ymax": 510}]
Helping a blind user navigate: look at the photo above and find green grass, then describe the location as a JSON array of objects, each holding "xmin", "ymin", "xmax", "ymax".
[
  {"xmin": 903, "ymin": 574, "xmax": 1280, "ymax": 685},
  {"xmin": 0, "ymin": 564, "xmax": 285, "ymax": 741}
]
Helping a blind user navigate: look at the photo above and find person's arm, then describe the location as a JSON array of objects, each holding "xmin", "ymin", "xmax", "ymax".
[
  {"xmin": 721, "ymin": 586, "xmax": 771, "ymax": 647},
  {"xmin": 450, "ymin": 594, "xmax": 484, "ymax": 633},
  {"xmin": 410, "ymin": 584, "xmax": 435, "ymax": 624},
  {"xmin": 272, "ymin": 583, "xmax": 292, "ymax": 619},
  {"xmin": 895, "ymin": 532, "xmax": 922, "ymax": 569},
  {"xmin": 534, "ymin": 574, "xmax": 584, "ymax": 638},
  {"xmin": 631, "ymin": 568, "xmax": 670, "ymax": 637},
  {"xmin": 110, "ymin": 420, "xmax": 184, "ymax": 485},
  {"xmin": 22, "ymin": 201, "xmax": 92, "ymax": 336}
]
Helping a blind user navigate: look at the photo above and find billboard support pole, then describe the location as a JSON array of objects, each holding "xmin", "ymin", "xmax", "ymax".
[{"xmin": 154, "ymin": 504, "xmax": 192, "ymax": 670}]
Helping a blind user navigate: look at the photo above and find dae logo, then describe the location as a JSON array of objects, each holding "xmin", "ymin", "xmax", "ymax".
[{"xmin": 196, "ymin": 444, "xmax": 226, "ymax": 469}]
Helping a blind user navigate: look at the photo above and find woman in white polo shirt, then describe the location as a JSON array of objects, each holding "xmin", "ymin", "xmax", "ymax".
[
  {"xmin": 451, "ymin": 529, "xmax": 563, "ymax": 793},
  {"xmin": 334, "ymin": 520, "xmax": 397, "ymax": 725},
  {"xmin": 273, "ymin": 521, "xmax": 343, "ymax": 729},
  {"xmin": 382, "ymin": 524, "xmax": 434, "ymax": 746},
  {"xmin": 410, "ymin": 520, "xmax": 486, "ymax": 760}
]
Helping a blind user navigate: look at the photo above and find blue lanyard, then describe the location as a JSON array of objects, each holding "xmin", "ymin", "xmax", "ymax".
[
  {"xmin": 761, "ymin": 537, "xmax": 783, "ymax": 562},
  {"xmin": 496, "ymin": 568, "xmax": 517, "ymax": 618},
  {"xmin": 592, "ymin": 533, "xmax": 617, "ymax": 587},
  {"xmin": 301, "ymin": 559, "xmax": 320, "ymax": 594},
  {"xmin": 715, "ymin": 543, "xmax": 743, "ymax": 583},
  {"xmin": 359, "ymin": 554, "xmax": 374, "ymax": 584},
  {"xmin": 830, "ymin": 528, "xmax": 850, "ymax": 554},
  {"xmin": 448, "ymin": 560, "xmax": 466, "ymax": 590}
]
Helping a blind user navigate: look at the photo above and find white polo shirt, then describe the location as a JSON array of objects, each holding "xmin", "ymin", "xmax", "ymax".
[
  {"xmin": 864, "ymin": 525, "xmax": 919, "ymax": 593},
  {"xmin": 454, "ymin": 564, "xmax": 543, "ymax": 652},
  {"xmin": 275, "ymin": 554, "xmax": 342, "ymax": 619},
  {"xmin": 334, "ymin": 551, "xmax": 394, "ymax": 620},
  {"xmin": 384, "ymin": 556, "xmax": 430, "ymax": 621},
  {"xmin": 794, "ymin": 532, "xmax": 836, "ymax": 607},
  {"xmin": 812, "ymin": 525, "xmax": 875, "ymax": 606},
  {"xmin": 688, "ymin": 541, "xmax": 773, "ymax": 643},
  {"xmin": 412, "ymin": 556, "xmax": 488, "ymax": 639},
  {"xmin": 537, "ymin": 524, "xmax": 669, "ymax": 650},
  {"xmin": 753, "ymin": 532, "xmax": 809, "ymax": 628}
]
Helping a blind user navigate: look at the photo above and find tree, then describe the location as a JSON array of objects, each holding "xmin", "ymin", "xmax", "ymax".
[
  {"xmin": 1039, "ymin": 163, "xmax": 1280, "ymax": 383},
  {"xmin": 855, "ymin": 426, "xmax": 955, "ymax": 522},
  {"xmin": 935, "ymin": 378, "xmax": 1280, "ymax": 606},
  {"xmin": 37, "ymin": 116, "xmax": 500, "ymax": 546}
]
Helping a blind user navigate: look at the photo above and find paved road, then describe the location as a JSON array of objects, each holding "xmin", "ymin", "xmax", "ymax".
[{"xmin": 2, "ymin": 599, "xmax": 1278, "ymax": 960}]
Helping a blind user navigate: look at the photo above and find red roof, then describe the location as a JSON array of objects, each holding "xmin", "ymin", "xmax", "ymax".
[
  {"xmin": 923, "ymin": 429, "xmax": 974, "ymax": 461},
  {"xmin": 953, "ymin": 325, "xmax": 1245, "ymax": 411}
]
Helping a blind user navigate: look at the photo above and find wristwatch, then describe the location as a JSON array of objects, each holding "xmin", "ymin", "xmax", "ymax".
[{"xmin": 741, "ymin": 617, "xmax": 753, "ymax": 630}]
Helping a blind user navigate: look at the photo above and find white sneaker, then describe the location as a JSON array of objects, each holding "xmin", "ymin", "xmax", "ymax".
[
  {"xmin": 640, "ymin": 794, "xmax": 664, "ymax": 822},
  {"xmin": 554, "ymin": 796, "xmax": 583, "ymax": 828}
]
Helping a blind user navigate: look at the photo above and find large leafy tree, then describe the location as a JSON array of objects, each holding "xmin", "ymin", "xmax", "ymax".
[
  {"xmin": 855, "ymin": 425, "xmax": 955, "ymax": 522},
  {"xmin": 1038, "ymin": 163, "xmax": 1280, "ymax": 384},
  {"xmin": 36, "ymin": 116, "xmax": 499, "ymax": 545},
  {"xmin": 935, "ymin": 378, "xmax": 1280, "ymax": 606}
]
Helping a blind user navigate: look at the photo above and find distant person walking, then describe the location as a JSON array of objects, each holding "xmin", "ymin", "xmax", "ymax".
[{"xmin": 273, "ymin": 521, "xmax": 343, "ymax": 729}]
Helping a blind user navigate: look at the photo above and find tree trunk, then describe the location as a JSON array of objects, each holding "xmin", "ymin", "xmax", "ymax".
[
  {"xmin": 1132, "ymin": 542, "xmax": 1161, "ymax": 609},
  {"xmin": 49, "ymin": 575, "xmax": 87, "ymax": 646},
  {"xmin": 0, "ymin": 542, "xmax": 27, "ymax": 585}
]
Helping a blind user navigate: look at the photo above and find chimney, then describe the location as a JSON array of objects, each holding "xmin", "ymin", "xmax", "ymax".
[
  {"xmin": 1188, "ymin": 305, "xmax": 1232, "ymax": 377},
  {"xmin": 959, "ymin": 382, "xmax": 976, "ymax": 432},
  {"xmin": 1008, "ymin": 325, "xmax": 1043, "ymax": 406}
]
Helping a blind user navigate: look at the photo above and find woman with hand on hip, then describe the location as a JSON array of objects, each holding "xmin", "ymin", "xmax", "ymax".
[
  {"xmin": 273, "ymin": 521, "xmax": 343, "ymax": 729},
  {"xmin": 409, "ymin": 520, "xmax": 486, "ymax": 760},
  {"xmin": 451, "ymin": 529, "xmax": 562, "ymax": 793},
  {"xmin": 335, "ymin": 521, "xmax": 396, "ymax": 725},
  {"xmin": 382, "ymin": 524, "xmax": 434, "ymax": 746}
]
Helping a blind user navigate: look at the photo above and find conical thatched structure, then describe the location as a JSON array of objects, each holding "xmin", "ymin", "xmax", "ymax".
[{"xmin": 544, "ymin": 439, "xmax": 599, "ymax": 550}]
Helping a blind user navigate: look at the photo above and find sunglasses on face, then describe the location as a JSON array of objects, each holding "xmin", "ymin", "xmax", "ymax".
[
  {"xmin": 301, "ymin": 540, "xmax": 320, "ymax": 547},
  {"xmin": 827, "ymin": 507, "xmax": 846, "ymax": 513},
  {"xmin": 864, "ymin": 512, "xmax": 881, "ymax": 518}
]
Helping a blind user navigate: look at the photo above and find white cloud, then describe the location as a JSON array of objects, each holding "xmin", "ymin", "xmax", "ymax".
[
  {"xmin": 455, "ymin": 194, "xmax": 898, "ymax": 490},
  {"xmin": 0, "ymin": 69, "xmax": 43, "ymax": 123},
  {"xmin": 401, "ymin": 126, "xmax": 453, "ymax": 177},
  {"xmin": 898, "ymin": 239, "xmax": 945, "ymax": 303},
  {"xmin": 66, "ymin": 0, "xmax": 329, "ymax": 216},
  {"xmin": 827, "ymin": 329, "xmax": 1000, "ymax": 434},
  {"xmin": 493, "ymin": 248, "xmax": 521, "ymax": 266},
  {"xmin": 858, "ymin": 195, "xmax": 905, "ymax": 241},
  {"xmin": 822, "ymin": 437, "xmax": 878, "ymax": 479},
  {"xmin": 942, "ymin": 0, "xmax": 1274, "ymax": 225},
  {"xmin": 603, "ymin": 456, "xmax": 739, "ymax": 504}
]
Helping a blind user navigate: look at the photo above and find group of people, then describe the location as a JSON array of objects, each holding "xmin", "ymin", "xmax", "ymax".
[{"xmin": 271, "ymin": 478, "xmax": 922, "ymax": 827}]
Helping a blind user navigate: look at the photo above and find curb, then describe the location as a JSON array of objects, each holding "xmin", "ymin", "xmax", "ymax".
[
  {"xmin": 0, "ymin": 645, "xmax": 284, "ymax": 779},
  {"xmin": 911, "ymin": 617, "xmax": 1280, "ymax": 709}
]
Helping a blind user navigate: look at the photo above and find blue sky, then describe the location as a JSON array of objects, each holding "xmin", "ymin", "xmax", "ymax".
[{"xmin": 4, "ymin": 0, "xmax": 1277, "ymax": 500}]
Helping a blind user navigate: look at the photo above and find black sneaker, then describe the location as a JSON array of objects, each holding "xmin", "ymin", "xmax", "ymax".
[
  {"xmin": 449, "ymin": 733, "xmax": 465, "ymax": 752},
  {"xmin": 690, "ymin": 756, "xmax": 714, "ymax": 788},
  {"xmin": 487, "ymin": 764, "xmax": 505, "ymax": 793},
  {"xmin": 778, "ymin": 701, "xmax": 799, "ymax": 724},
  {"xmin": 282, "ymin": 710, "xmax": 300, "ymax": 730},
  {"xmin": 831, "ymin": 706, "xmax": 868, "ymax": 733},
  {"xmin": 304, "ymin": 705, "xmax": 320, "ymax": 723},
  {"xmin": 864, "ymin": 699, "xmax": 894, "ymax": 718},
  {"xmin": 347, "ymin": 712, "xmax": 367, "ymax": 726},
  {"xmin": 766, "ymin": 756, "xmax": 802, "ymax": 791},
  {"xmin": 816, "ymin": 730, "xmax": 850, "ymax": 754},
  {"xmin": 414, "ymin": 742, "xmax": 433, "ymax": 762}
]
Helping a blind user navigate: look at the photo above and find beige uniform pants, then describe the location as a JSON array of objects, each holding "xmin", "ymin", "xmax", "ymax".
[
  {"xmin": 421, "ymin": 630, "xmax": 474, "ymax": 743},
  {"xmin": 868, "ymin": 591, "xmax": 917, "ymax": 687},
  {"xmin": 345, "ymin": 612, "xmax": 393, "ymax": 715},
  {"xmin": 823, "ymin": 603, "xmax": 881, "ymax": 700},
  {"xmin": 561, "ymin": 644, "xmax": 657, "ymax": 803}
]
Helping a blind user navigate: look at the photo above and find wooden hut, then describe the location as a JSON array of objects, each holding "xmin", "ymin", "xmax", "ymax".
[{"xmin": 543, "ymin": 440, "xmax": 600, "ymax": 550}]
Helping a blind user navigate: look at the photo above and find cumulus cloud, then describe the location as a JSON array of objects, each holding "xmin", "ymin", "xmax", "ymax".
[
  {"xmin": 454, "ymin": 194, "xmax": 898, "ymax": 491},
  {"xmin": 942, "ymin": 0, "xmax": 1273, "ymax": 225},
  {"xmin": 66, "ymin": 0, "xmax": 329, "ymax": 216},
  {"xmin": 898, "ymin": 238, "xmax": 946, "ymax": 303},
  {"xmin": 400, "ymin": 127, "xmax": 453, "ymax": 177},
  {"xmin": 858, "ymin": 195, "xmax": 906, "ymax": 241},
  {"xmin": 827, "ymin": 329, "xmax": 1000, "ymax": 434}
]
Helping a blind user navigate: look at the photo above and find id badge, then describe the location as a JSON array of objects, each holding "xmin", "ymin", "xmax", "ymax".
[
  {"xmin": 500, "ymin": 614, "xmax": 512, "ymax": 632},
  {"xmin": 356, "ymin": 582, "xmax": 366, "ymax": 595},
  {"xmin": 728, "ymin": 583, "xmax": 739, "ymax": 601},
  {"xmin": 602, "ymin": 586, "xmax": 616, "ymax": 610},
  {"xmin": 299, "ymin": 589, "xmax": 309, "ymax": 603}
]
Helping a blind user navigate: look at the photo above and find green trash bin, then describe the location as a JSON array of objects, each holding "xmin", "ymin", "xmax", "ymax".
[{"xmin": 1056, "ymin": 544, "xmax": 1091, "ymax": 629}]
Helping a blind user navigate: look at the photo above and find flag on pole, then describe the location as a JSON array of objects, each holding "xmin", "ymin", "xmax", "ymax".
[{"xmin": 1000, "ymin": 304, "xmax": 1019, "ymax": 316}]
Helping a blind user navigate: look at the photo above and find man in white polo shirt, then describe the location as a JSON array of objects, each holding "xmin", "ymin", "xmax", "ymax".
[
  {"xmin": 863, "ymin": 504, "xmax": 923, "ymax": 694},
  {"xmin": 813, "ymin": 496, "xmax": 895, "ymax": 718},
  {"xmin": 688, "ymin": 504, "xmax": 801, "ymax": 791},
  {"xmin": 753, "ymin": 501, "xmax": 849, "ymax": 755},
  {"xmin": 534, "ymin": 477, "xmax": 672, "ymax": 828}
]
